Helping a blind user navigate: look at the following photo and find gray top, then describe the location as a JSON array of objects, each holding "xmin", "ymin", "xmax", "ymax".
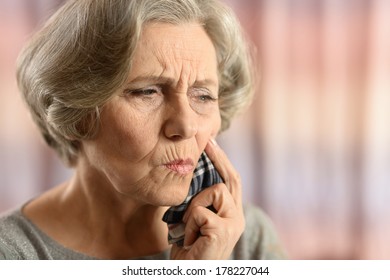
[{"xmin": 0, "ymin": 204, "xmax": 286, "ymax": 260}]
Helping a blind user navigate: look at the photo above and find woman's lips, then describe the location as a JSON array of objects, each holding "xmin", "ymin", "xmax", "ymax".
[{"xmin": 164, "ymin": 159, "xmax": 194, "ymax": 175}]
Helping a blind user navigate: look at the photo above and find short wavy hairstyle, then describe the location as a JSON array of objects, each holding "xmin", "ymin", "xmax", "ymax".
[{"xmin": 17, "ymin": 0, "xmax": 255, "ymax": 166}]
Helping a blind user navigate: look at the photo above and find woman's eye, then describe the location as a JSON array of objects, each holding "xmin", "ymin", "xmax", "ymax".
[
  {"xmin": 126, "ymin": 87, "xmax": 159, "ymax": 96},
  {"xmin": 191, "ymin": 88, "xmax": 217, "ymax": 103},
  {"xmin": 123, "ymin": 85, "xmax": 164, "ymax": 110},
  {"xmin": 198, "ymin": 95, "xmax": 216, "ymax": 102},
  {"xmin": 189, "ymin": 88, "xmax": 218, "ymax": 114}
]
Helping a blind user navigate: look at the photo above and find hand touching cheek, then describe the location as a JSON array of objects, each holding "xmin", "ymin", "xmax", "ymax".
[{"xmin": 170, "ymin": 140, "xmax": 245, "ymax": 260}]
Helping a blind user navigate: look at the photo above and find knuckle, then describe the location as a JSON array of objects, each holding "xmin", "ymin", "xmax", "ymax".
[
  {"xmin": 231, "ymin": 172, "xmax": 241, "ymax": 184},
  {"xmin": 224, "ymin": 172, "xmax": 241, "ymax": 186},
  {"xmin": 193, "ymin": 205, "xmax": 205, "ymax": 214},
  {"xmin": 192, "ymin": 206, "xmax": 213, "ymax": 224},
  {"xmin": 213, "ymin": 183, "xmax": 226, "ymax": 193},
  {"xmin": 225, "ymin": 226, "xmax": 234, "ymax": 238},
  {"xmin": 206, "ymin": 233, "xmax": 218, "ymax": 243}
]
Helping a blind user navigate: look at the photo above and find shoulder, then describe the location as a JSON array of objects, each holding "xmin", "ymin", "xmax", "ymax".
[
  {"xmin": 0, "ymin": 209, "xmax": 25, "ymax": 259},
  {"xmin": 231, "ymin": 204, "xmax": 288, "ymax": 260},
  {"xmin": 0, "ymin": 208, "xmax": 44, "ymax": 259}
]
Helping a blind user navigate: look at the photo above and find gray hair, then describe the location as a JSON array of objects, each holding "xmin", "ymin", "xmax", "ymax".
[{"xmin": 17, "ymin": 0, "xmax": 255, "ymax": 166}]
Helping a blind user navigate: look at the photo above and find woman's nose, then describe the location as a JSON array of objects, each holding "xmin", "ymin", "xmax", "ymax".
[{"xmin": 163, "ymin": 97, "xmax": 198, "ymax": 140}]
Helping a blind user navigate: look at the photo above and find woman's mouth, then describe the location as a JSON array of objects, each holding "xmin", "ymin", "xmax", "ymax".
[{"xmin": 164, "ymin": 158, "xmax": 194, "ymax": 175}]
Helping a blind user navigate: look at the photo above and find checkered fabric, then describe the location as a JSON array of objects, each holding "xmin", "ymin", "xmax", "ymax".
[{"xmin": 162, "ymin": 151, "xmax": 223, "ymax": 246}]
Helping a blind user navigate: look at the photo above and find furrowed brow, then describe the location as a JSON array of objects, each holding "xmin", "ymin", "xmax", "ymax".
[
  {"xmin": 125, "ymin": 75, "xmax": 174, "ymax": 86},
  {"xmin": 126, "ymin": 75, "xmax": 218, "ymax": 89},
  {"xmin": 193, "ymin": 79, "xmax": 218, "ymax": 89}
]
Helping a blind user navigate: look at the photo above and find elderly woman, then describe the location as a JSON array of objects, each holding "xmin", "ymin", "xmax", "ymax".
[{"xmin": 0, "ymin": 0, "xmax": 286, "ymax": 259}]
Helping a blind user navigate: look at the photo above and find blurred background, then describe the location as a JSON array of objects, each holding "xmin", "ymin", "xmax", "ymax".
[{"xmin": 0, "ymin": 0, "xmax": 389, "ymax": 259}]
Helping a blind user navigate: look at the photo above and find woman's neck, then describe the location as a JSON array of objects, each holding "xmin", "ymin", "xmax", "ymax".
[{"xmin": 23, "ymin": 165, "xmax": 171, "ymax": 259}]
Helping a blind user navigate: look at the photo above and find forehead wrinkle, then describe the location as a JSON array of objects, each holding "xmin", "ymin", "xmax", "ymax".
[
  {"xmin": 154, "ymin": 47, "xmax": 172, "ymax": 80},
  {"xmin": 175, "ymin": 59, "xmax": 193, "ymax": 91},
  {"xmin": 153, "ymin": 45, "xmax": 203, "ymax": 90},
  {"xmin": 133, "ymin": 23, "xmax": 218, "ymax": 91}
]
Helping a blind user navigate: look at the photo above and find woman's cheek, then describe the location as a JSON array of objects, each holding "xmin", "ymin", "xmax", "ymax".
[
  {"xmin": 210, "ymin": 111, "xmax": 222, "ymax": 137},
  {"xmin": 197, "ymin": 115, "xmax": 221, "ymax": 150}
]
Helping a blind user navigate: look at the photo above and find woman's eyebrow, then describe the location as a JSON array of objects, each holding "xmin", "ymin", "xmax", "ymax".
[
  {"xmin": 126, "ymin": 75, "xmax": 173, "ymax": 85},
  {"xmin": 193, "ymin": 79, "xmax": 218, "ymax": 88},
  {"xmin": 126, "ymin": 75, "xmax": 218, "ymax": 88}
]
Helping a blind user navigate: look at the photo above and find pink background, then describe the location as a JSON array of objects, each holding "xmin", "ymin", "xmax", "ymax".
[{"xmin": 1, "ymin": 0, "xmax": 389, "ymax": 259}]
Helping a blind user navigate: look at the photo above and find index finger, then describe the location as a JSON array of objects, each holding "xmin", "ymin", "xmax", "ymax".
[{"xmin": 204, "ymin": 139, "xmax": 243, "ymax": 208}]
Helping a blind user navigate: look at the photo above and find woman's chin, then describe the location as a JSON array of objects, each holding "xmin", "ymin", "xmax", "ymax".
[
  {"xmin": 150, "ymin": 170, "xmax": 193, "ymax": 206},
  {"xmin": 115, "ymin": 169, "xmax": 193, "ymax": 206},
  {"xmin": 155, "ymin": 185, "xmax": 191, "ymax": 207}
]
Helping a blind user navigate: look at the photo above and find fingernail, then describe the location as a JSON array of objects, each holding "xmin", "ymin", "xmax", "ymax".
[{"xmin": 210, "ymin": 138, "xmax": 218, "ymax": 146}]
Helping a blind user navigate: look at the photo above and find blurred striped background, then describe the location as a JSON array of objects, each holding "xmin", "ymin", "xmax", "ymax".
[{"xmin": 0, "ymin": 0, "xmax": 389, "ymax": 259}]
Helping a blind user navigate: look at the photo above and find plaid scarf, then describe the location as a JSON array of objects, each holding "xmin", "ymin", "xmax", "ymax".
[{"xmin": 162, "ymin": 152, "xmax": 223, "ymax": 246}]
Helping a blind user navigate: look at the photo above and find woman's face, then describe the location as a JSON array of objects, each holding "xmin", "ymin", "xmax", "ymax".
[{"xmin": 80, "ymin": 23, "xmax": 221, "ymax": 206}]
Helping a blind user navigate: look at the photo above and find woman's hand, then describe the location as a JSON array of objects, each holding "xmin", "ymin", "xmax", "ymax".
[{"xmin": 170, "ymin": 140, "xmax": 245, "ymax": 259}]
